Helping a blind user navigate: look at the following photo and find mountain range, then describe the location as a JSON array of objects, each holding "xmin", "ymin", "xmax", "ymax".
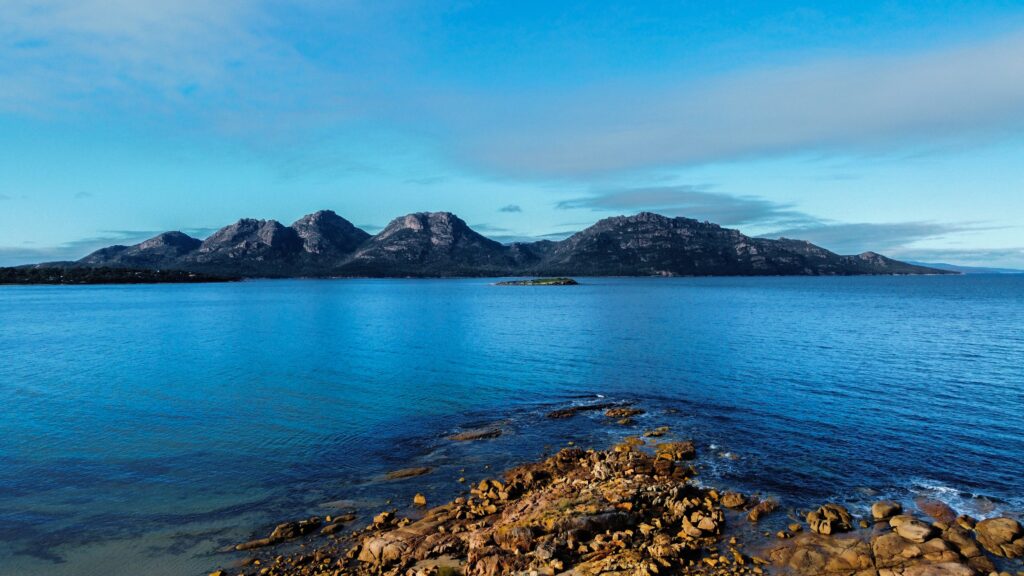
[{"xmin": 54, "ymin": 210, "xmax": 950, "ymax": 277}]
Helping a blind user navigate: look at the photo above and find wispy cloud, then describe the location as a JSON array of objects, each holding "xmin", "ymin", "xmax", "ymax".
[
  {"xmin": 0, "ymin": 1, "xmax": 363, "ymax": 135},
  {"xmin": 556, "ymin": 185, "xmax": 812, "ymax": 228},
  {"xmin": 6, "ymin": 3, "xmax": 1024, "ymax": 180},
  {"xmin": 764, "ymin": 221, "xmax": 1000, "ymax": 255},
  {"xmin": 891, "ymin": 246, "xmax": 1024, "ymax": 268},
  {"xmin": 450, "ymin": 29, "xmax": 1024, "ymax": 176},
  {"xmin": 498, "ymin": 204, "xmax": 522, "ymax": 213},
  {"xmin": 0, "ymin": 227, "xmax": 218, "ymax": 266}
]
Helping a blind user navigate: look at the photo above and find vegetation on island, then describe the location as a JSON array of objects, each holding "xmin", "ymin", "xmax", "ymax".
[{"xmin": 495, "ymin": 277, "xmax": 579, "ymax": 286}]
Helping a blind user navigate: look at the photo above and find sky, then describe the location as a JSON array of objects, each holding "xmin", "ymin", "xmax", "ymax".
[{"xmin": 1, "ymin": 0, "xmax": 1023, "ymax": 267}]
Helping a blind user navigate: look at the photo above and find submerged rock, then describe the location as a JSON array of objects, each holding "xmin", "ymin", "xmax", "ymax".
[
  {"xmin": 234, "ymin": 517, "xmax": 322, "ymax": 551},
  {"xmin": 916, "ymin": 497, "xmax": 958, "ymax": 524},
  {"xmin": 643, "ymin": 426, "xmax": 669, "ymax": 437},
  {"xmin": 604, "ymin": 406, "xmax": 644, "ymax": 419},
  {"xmin": 546, "ymin": 402, "xmax": 619, "ymax": 419},
  {"xmin": 446, "ymin": 427, "xmax": 502, "ymax": 441},
  {"xmin": 385, "ymin": 466, "xmax": 433, "ymax": 480}
]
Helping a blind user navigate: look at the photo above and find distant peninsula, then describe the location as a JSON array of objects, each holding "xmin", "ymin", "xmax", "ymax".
[
  {"xmin": 18, "ymin": 210, "xmax": 954, "ymax": 281},
  {"xmin": 0, "ymin": 266, "xmax": 239, "ymax": 285}
]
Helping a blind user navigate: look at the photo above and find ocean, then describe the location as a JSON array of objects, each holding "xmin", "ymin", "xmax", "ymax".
[{"xmin": 1, "ymin": 276, "xmax": 1021, "ymax": 575}]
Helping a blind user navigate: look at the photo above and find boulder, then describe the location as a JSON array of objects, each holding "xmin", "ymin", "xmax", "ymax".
[
  {"xmin": 358, "ymin": 532, "xmax": 413, "ymax": 566},
  {"xmin": 872, "ymin": 500, "xmax": 903, "ymax": 521},
  {"xmin": 722, "ymin": 492, "xmax": 746, "ymax": 509},
  {"xmin": 872, "ymin": 532, "xmax": 959, "ymax": 568},
  {"xmin": 807, "ymin": 503, "xmax": 854, "ymax": 535},
  {"xmin": 654, "ymin": 441, "xmax": 696, "ymax": 461},
  {"xmin": 940, "ymin": 525, "xmax": 994, "ymax": 573},
  {"xmin": 268, "ymin": 517, "xmax": 322, "ymax": 541},
  {"xmin": 889, "ymin": 515, "xmax": 936, "ymax": 543},
  {"xmin": 494, "ymin": 526, "xmax": 533, "ymax": 553},
  {"xmin": 234, "ymin": 516, "xmax": 322, "ymax": 550},
  {"xmin": 747, "ymin": 498, "xmax": 778, "ymax": 522},
  {"xmin": 769, "ymin": 533, "xmax": 873, "ymax": 575},
  {"xmin": 974, "ymin": 516, "xmax": 1024, "ymax": 558},
  {"xmin": 880, "ymin": 562, "xmax": 976, "ymax": 576}
]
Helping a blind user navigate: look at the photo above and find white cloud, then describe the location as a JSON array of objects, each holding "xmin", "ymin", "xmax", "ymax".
[
  {"xmin": 556, "ymin": 185, "xmax": 811, "ymax": 227},
  {"xmin": 764, "ymin": 221, "xmax": 1001, "ymax": 255},
  {"xmin": 449, "ymin": 29, "xmax": 1024, "ymax": 176}
]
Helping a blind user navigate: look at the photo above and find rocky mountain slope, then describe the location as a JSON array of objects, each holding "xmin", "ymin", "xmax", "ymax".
[
  {"xmin": 67, "ymin": 210, "xmax": 951, "ymax": 277},
  {"xmin": 339, "ymin": 212, "xmax": 525, "ymax": 276},
  {"xmin": 78, "ymin": 231, "xmax": 202, "ymax": 269}
]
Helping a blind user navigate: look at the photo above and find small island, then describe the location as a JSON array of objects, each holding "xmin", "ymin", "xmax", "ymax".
[{"xmin": 495, "ymin": 277, "xmax": 579, "ymax": 286}]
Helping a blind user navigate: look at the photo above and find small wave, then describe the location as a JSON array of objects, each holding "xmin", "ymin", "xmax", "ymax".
[{"xmin": 908, "ymin": 479, "xmax": 1020, "ymax": 520}]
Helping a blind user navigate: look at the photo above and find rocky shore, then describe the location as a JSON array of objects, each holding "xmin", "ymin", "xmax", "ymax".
[{"xmin": 212, "ymin": 419, "xmax": 1023, "ymax": 576}]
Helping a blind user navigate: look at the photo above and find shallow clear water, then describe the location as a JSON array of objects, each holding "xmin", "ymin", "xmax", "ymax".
[{"xmin": 1, "ymin": 276, "xmax": 1022, "ymax": 575}]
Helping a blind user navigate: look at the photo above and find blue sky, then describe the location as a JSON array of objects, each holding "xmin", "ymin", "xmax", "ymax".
[{"xmin": 1, "ymin": 0, "xmax": 1023, "ymax": 266}]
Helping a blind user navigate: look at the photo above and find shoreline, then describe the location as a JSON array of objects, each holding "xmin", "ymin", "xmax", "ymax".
[
  {"xmin": 0, "ymin": 270, "xmax": 971, "ymax": 286},
  {"xmin": 211, "ymin": 410, "xmax": 1024, "ymax": 576}
]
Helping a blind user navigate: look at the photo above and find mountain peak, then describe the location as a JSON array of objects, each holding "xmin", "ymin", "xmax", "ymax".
[
  {"xmin": 377, "ymin": 212, "xmax": 471, "ymax": 240},
  {"xmin": 78, "ymin": 231, "xmax": 201, "ymax": 267},
  {"xmin": 193, "ymin": 218, "xmax": 300, "ymax": 266},
  {"xmin": 137, "ymin": 231, "xmax": 200, "ymax": 251},
  {"xmin": 345, "ymin": 211, "xmax": 510, "ymax": 275},
  {"xmin": 290, "ymin": 210, "xmax": 369, "ymax": 256},
  {"xmin": 292, "ymin": 209, "xmax": 341, "ymax": 225}
]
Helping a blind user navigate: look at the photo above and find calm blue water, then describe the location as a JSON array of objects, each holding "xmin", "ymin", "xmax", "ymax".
[{"xmin": 1, "ymin": 276, "xmax": 1022, "ymax": 575}]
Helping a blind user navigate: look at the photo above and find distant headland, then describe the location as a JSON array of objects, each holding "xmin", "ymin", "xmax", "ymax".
[
  {"xmin": 14, "ymin": 211, "xmax": 954, "ymax": 281},
  {"xmin": 0, "ymin": 266, "xmax": 239, "ymax": 285}
]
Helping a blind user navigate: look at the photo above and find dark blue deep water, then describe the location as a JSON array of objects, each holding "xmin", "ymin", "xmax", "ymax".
[{"xmin": 1, "ymin": 276, "xmax": 1022, "ymax": 575}]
